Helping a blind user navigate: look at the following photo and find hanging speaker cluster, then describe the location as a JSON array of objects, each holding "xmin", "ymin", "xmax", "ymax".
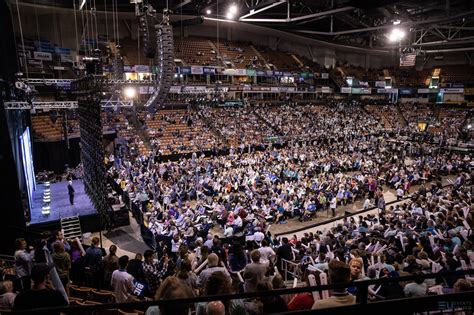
[
  {"xmin": 143, "ymin": 24, "xmax": 174, "ymax": 108},
  {"xmin": 139, "ymin": 11, "xmax": 158, "ymax": 59},
  {"xmin": 136, "ymin": 3, "xmax": 174, "ymax": 109}
]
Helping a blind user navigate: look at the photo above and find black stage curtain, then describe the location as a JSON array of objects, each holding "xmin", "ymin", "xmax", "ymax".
[
  {"xmin": 0, "ymin": 0, "xmax": 27, "ymax": 253},
  {"xmin": 33, "ymin": 138, "xmax": 81, "ymax": 174}
]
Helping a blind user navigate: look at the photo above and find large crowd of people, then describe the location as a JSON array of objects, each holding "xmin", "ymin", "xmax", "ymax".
[{"xmin": 4, "ymin": 101, "xmax": 473, "ymax": 314}]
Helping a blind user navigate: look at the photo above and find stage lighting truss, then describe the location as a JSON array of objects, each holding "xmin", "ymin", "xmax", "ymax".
[
  {"xmin": 3, "ymin": 100, "xmax": 134, "ymax": 110},
  {"xmin": 20, "ymin": 78, "xmax": 157, "ymax": 87},
  {"xmin": 20, "ymin": 78, "xmax": 73, "ymax": 87}
]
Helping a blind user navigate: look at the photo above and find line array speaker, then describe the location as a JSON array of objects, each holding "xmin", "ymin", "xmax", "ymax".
[{"xmin": 144, "ymin": 24, "xmax": 174, "ymax": 109}]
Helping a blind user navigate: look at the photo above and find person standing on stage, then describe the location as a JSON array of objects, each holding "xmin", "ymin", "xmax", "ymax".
[{"xmin": 67, "ymin": 181, "xmax": 75, "ymax": 205}]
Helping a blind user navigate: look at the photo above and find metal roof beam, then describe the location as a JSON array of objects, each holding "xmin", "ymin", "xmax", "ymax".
[
  {"xmin": 239, "ymin": 0, "xmax": 287, "ymax": 20},
  {"xmin": 295, "ymin": 10, "xmax": 474, "ymax": 36},
  {"xmin": 239, "ymin": 5, "xmax": 355, "ymax": 23}
]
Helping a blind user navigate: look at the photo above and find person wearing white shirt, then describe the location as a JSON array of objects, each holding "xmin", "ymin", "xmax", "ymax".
[
  {"xmin": 396, "ymin": 187, "xmax": 404, "ymax": 201},
  {"xmin": 111, "ymin": 256, "xmax": 135, "ymax": 303},
  {"xmin": 362, "ymin": 198, "xmax": 371, "ymax": 210},
  {"xmin": 330, "ymin": 197, "xmax": 337, "ymax": 217},
  {"xmin": 253, "ymin": 229, "xmax": 265, "ymax": 244},
  {"xmin": 258, "ymin": 240, "xmax": 275, "ymax": 267},
  {"xmin": 171, "ymin": 234, "xmax": 182, "ymax": 258},
  {"xmin": 224, "ymin": 226, "xmax": 234, "ymax": 238}
]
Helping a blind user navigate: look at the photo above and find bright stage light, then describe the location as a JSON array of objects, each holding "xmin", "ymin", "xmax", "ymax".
[
  {"xmin": 123, "ymin": 86, "xmax": 137, "ymax": 99},
  {"xmin": 206, "ymin": 9, "xmax": 212, "ymax": 15},
  {"xmin": 388, "ymin": 28, "xmax": 405, "ymax": 42},
  {"xmin": 226, "ymin": 11, "xmax": 234, "ymax": 19},
  {"xmin": 229, "ymin": 4, "xmax": 238, "ymax": 14}
]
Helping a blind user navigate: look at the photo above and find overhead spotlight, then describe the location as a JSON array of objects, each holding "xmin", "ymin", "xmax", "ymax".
[
  {"xmin": 467, "ymin": 124, "xmax": 472, "ymax": 129},
  {"xmin": 388, "ymin": 28, "xmax": 405, "ymax": 42},
  {"xmin": 229, "ymin": 4, "xmax": 238, "ymax": 14},
  {"xmin": 206, "ymin": 9, "xmax": 212, "ymax": 15},
  {"xmin": 226, "ymin": 11, "xmax": 234, "ymax": 19},
  {"xmin": 393, "ymin": 19, "xmax": 401, "ymax": 25},
  {"xmin": 123, "ymin": 86, "xmax": 137, "ymax": 99}
]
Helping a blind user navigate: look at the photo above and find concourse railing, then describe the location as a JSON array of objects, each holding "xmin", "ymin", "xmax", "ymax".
[{"xmin": 6, "ymin": 269, "xmax": 474, "ymax": 314}]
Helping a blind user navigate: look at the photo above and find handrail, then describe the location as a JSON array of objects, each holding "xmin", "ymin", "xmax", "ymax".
[
  {"xmin": 281, "ymin": 258, "xmax": 301, "ymax": 281},
  {"xmin": 7, "ymin": 269, "xmax": 474, "ymax": 314},
  {"xmin": 284, "ymin": 291, "xmax": 474, "ymax": 314}
]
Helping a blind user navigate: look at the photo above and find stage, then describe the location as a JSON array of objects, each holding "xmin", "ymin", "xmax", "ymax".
[{"xmin": 30, "ymin": 179, "xmax": 97, "ymax": 225}]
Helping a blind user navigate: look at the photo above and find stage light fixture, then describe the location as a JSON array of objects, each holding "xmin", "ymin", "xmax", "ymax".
[
  {"xmin": 468, "ymin": 124, "xmax": 472, "ymax": 129},
  {"xmin": 226, "ymin": 11, "xmax": 234, "ymax": 19},
  {"xmin": 388, "ymin": 28, "xmax": 405, "ymax": 42},
  {"xmin": 393, "ymin": 19, "xmax": 401, "ymax": 25},
  {"xmin": 206, "ymin": 9, "xmax": 212, "ymax": 15},
  {"xmin": 123, "ymin": 87, "xmax": 137, "ymax": 99},
  {"xmin": 79, "ymin": 0, "xmax": 86, "ymax": 10},
  {"xmin": 229, "ymin": 4, "xmax": 238, "ymax": 14}
]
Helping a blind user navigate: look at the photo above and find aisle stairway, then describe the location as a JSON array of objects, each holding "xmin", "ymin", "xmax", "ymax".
[
  {"xmin": 195, "ymin": 108, "xmax": 229, "ymax": 146},
  {"xmin": 395, "ymin": 103, "xmax": 408, "ymax": 127},
  {"xmin": 252, "ymin": 107, "xmax": 284, "ymax": 136},
  {"xmin": 207, "ymin": 40, "xmax": 224, "ymax": 67},
  {"xmin": 61, "ymin": 216, "xmax": 83, "ymax": 241},
  {"xmin": 251, "ymin": 45, "xmax": 269, "ymax": 68},
  {"xmin": 128, "ymin": 110, "xmax": 152, "ymax": 153}
]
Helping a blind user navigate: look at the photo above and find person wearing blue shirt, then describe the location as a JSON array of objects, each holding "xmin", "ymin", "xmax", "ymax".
[{"xmin": 84, "ymin": 236, "xmax": 104, "ymax": 289}]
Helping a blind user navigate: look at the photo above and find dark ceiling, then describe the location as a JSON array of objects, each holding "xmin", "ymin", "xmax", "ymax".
[{"xmin": 13, "ymin": 0, "xmax": 474, "ymax": 52}]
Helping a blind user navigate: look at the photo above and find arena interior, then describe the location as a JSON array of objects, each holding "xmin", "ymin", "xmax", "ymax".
[{"xmin": 0, "ymin": 0, "xmax": 474, "ymax": 314}]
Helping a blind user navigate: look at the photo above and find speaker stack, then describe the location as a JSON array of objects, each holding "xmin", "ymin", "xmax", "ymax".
[
  {"xmin": 143, "ymin": 24, "xmax": 174, "ymax": 109},
  {"xmin": 139, "ymin": 10, "xmax": 158, "ymax": 59},
  {"xmin": 137, "ymin": 4, "xmax": 174, "ymax": 109},
  {"xmin": 72, "ymin": 77, "xmax": 112, "ymax": 231}
]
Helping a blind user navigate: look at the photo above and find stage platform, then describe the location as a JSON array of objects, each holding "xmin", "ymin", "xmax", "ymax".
[{"xmin": 30, "ymin": 179, "xmax": 97, "ymax": 225}]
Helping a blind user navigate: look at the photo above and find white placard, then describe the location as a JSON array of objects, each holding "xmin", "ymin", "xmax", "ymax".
[{"xmin": 34, "ymin": 51, "xmax": 52, "ymax": 61}]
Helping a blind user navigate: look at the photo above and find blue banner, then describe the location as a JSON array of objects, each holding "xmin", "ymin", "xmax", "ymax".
[
  {"xmin": 55, "ymin": 47, "xmax": 71, "ymax": 54},
  {"xmin": 203, "ymin": 67, "xmax": 216, "ymax": 74},
  {"xmin": 180, "ymin": 66, "xmax": 191, "ymax": 74}
]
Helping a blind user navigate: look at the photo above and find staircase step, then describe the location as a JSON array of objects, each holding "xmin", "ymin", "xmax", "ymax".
[{"xmin": 61, "ymin": 216, "xmax": 82, "ymax": 241}]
